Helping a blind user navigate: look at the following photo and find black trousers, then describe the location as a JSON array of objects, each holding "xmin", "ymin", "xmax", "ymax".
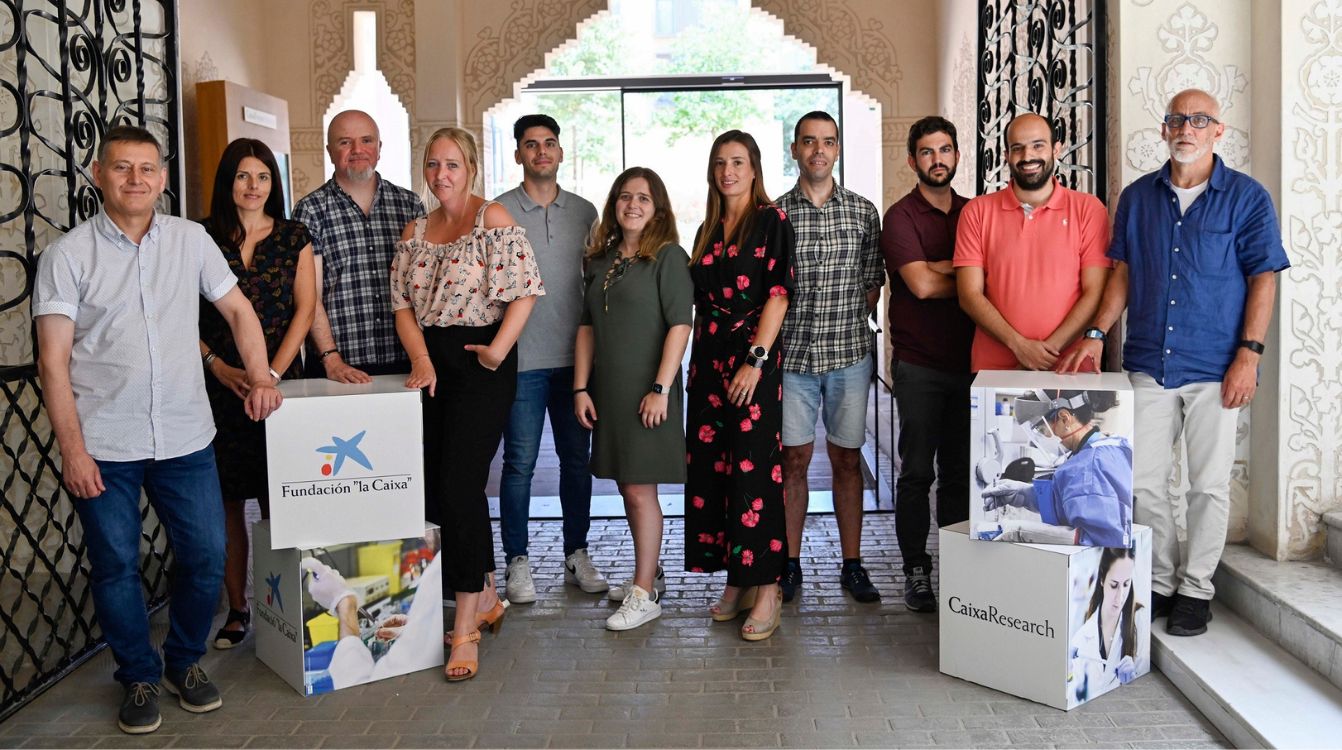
[
  {"xmin": 891, "ymin": 359, "xmax": 973, "ymax": 575},
  {"xmin": 422, "ymin": 323, "xmax": 516, "ymax": 594}
]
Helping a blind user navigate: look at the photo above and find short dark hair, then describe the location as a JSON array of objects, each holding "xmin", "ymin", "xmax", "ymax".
[
  {"xmin": 906, "ymin": 116, "xmax": 959, "ymax": 156},
  {"xmin": 98, "ymin": 124, "xmax": 162, "ymax": 163},
  {"xmin": 793, "ymin": 111, "xmax": 839, "ymax": 141},
  {"xmin": 513, "ymin": 114, "xmax": 560, "ymax": 143}
]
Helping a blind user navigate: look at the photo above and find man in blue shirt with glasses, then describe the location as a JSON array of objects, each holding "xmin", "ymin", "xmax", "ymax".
[{"xmin": 1058, "ymin": 88, "xmax": 1290, "ymax": 637}]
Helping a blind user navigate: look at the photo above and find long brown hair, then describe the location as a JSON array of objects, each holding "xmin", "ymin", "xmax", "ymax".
[
  {"xmin": 1084, "ymin": 547, "xmax": 1142, "ymax": 660},
  {"xmin": 690, "ymin": 130, "xmax": 772, "ymax": 265},
  {"xmin": 203, "ymin": 138, "xmax": 287, "ymax": 251},
  {"xmin": 587, "ymin": 167, "xmax": 679, "ymax": 261}
]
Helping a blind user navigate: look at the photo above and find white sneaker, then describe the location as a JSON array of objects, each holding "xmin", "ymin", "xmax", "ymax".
[
  {"xmin": 505, "ymin": 555, "xmax": 536, "ymax": 604},
  {"xmin": 605, "ymin": 585, "xmax": 661, "ymax": 631},
  {"xmin": 564, "ymin": 548, "xmax": 610, "ymax": 593},
  {"xmin": 609, "ymin": 565, "xmax": 667, "ymax": 602}
]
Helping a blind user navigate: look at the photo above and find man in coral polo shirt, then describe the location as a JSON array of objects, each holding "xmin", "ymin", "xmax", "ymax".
[{"xmin": 953, "ymin": 113, "xmax": 1111, "ymax": 371}]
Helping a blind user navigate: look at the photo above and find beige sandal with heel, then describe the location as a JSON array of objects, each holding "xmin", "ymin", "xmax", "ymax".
[
  {"xmin": 710, "ymin": 585, "xmax": 758, "ymax": 622},
  {"xmin": 445, "ymin": 630, "xmax": 481, "ymax": 681},
  {"xmin": 741, "ymin": 589, "xmax": 783, "ymax": 641}
]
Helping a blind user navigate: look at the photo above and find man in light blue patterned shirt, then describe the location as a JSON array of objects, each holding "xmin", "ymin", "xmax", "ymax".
[{"xmin": 34, "ymin": 126, "xmax": 281, "ymax": 735}]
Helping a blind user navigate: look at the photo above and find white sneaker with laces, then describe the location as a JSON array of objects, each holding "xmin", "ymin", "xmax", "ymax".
[
  {"xmin": 605, "ymin": 585, "xmax": 661, "ymax": 631},
  {"xmin": 505, "ymin": 555, "xmax": 536, "ymax": 604},
  {"xmin": 564, "ymin": 548, "xmax": 610, "ymax": 593},
  {"xmin": 609, "ymin": 565, "xmax": 666, "ymax": 602}
]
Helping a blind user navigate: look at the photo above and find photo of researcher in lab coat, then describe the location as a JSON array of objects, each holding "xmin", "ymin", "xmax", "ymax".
[
  {"xmin": 300, "ymin": 531, "xmax": 443, "ymax": 692},
  {"xmin": 976, "ymin": 389, "xmax": 1133, "ymax": 546},
  {"xmin": 1066, "ymin": 546, "xmax": 1150, "ymax": 707}
]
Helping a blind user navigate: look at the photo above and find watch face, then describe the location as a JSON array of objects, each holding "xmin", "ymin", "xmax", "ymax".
[
  {"xmin": 652, "ymin": 384, "xmax": 664, "ymax": 394},
  {"xmin": 750, "ymin": 346, "xmax": 767, "ymax": 357}
]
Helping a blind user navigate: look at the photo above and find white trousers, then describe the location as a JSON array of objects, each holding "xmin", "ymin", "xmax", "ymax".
[{"xmin": 1130, "ymin": 372, "xmax": 1240, "ymax": 600}]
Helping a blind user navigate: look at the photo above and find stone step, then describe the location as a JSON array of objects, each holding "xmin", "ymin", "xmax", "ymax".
[
  {"xmin": 1212, "ymin": 543, "xmax": 1342, "ymax": 691},
  {"xmin": 1324, "ymin": 511, "xmax": 1342, "ymax": 570},
  {"xmin": 1153, "ymin": 602, "xmax": 1342, "ymax": 748}
]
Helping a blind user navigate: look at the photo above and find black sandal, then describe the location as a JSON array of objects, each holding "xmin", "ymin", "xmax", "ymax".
[{"xmin": 213, "ymin": 608, "xmax": 250, "ymax": 650}]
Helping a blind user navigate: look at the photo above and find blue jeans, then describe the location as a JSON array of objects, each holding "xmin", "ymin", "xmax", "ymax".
[
  {"xmin": 499, "ymin": 367, "xmax": 592, "ymax": 561},
  {"xmin": 73, "ymin": 445, "xmax": 226, "ymax": 685}
]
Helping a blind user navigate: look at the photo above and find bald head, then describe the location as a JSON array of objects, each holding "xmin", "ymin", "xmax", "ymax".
[
  {"xmin": 327, "ymin": 110, "xmax": 381, "ymax": 184},
  {"xmin": 1006, "ymin": 113, "xmax": 1057, "ymax": 146},
  {"xmin": 1166, "ymin": 89, "xmax": 1220, "ymax": 119}
]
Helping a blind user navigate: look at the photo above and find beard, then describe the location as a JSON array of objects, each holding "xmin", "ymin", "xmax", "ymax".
[
  {"xmin": 1168, "ymin": 138, "xmax": 1211, "ymax": 165},
  {"xmin": 916, "ymin": 162, "xmax": 957, "ymax": 188},
  {"xmin": 341, "ymin": 165, "xmax": 375, "ymax": 183},
  {"xmin": 1009, "ymin": 158, "xmax": 1054, "ymax": 190}
]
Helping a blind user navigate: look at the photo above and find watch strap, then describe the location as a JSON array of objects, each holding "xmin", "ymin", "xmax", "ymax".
[
  {"xmin": 1083, "ymin": 327, "xmax": 1106, "ymax": 341},
  {"xmin": 1239, "ymin": 339, "xmax": 1266, "ymax": 355}
]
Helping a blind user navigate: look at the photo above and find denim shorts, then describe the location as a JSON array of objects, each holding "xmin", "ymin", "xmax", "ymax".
[{"xmin": 781, "ymin": 353, "xmax": 872, "ymax": 449}]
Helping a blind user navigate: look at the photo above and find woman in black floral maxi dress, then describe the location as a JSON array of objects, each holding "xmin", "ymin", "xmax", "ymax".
[{"xmin": 684, "ymin": 130, "xmax": 794, "ymax": 640}]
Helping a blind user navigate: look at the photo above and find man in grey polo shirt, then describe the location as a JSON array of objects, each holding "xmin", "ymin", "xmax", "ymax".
[
  {"xmin": 33, "ymin": 126, "xmax": 281, "ymax": 734},
  {"xmin": 492, "ymin": 114, "xmax": 607, "ymax": 603}
]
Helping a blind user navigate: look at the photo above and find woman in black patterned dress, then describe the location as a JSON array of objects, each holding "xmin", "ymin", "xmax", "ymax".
[
  {"xmin": 198, "ymin": 138, "xmax": 316, "ymax": 649},
  {"xmin": 684, "ymin": 130, "xmax": 794, "ymax": 641}
]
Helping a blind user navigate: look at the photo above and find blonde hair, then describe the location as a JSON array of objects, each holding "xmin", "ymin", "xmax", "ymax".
[
  {"xmin": 419, "ymin": 127, "xmax": 482, "ymax": 208},
  {"xmin": 587, "ymin": 167, "xmax": 679, "ymax": 262},
  {"xmin": 690, "ymin": 130, "xmax": 773, "ymax": 266}
]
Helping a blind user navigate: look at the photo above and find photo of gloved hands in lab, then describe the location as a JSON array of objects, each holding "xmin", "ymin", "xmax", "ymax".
[
  {"xmin": 974, "ymin": 388, "xmax": 1133, "ymax": 547},
  {"xmin": 298, "ymin": 532, "xmax": 444, "ymax": 692}
]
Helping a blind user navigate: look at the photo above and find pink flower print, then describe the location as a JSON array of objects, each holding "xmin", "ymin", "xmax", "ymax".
[
  {"xmin": 740, "ymin": 418, "xmax": 753, "ymax": 432},
  {"xmin": 708, "ymin": 320, "xmax": 718, "ymax": 334},
  {"xmin": 741, "ymin": 509, "xmax": 760, "ymax": 528},
  {"xmin": 698, "ymin": 532, "xmax": 716, "ymax": 544},
  {"xmin": 722, "ymin": 286, "xmax": 733, "ymax": 299},
  {"xmin": 754, "ymin": 246, "xmax": 766, "ymax": 258},
  {"xmin": 717, "ymin": 531, "xmax": 726, "ymax": 545},
  {"xmin": 692, "ymin": 495, "xmax": 705, "ymax": 509},
  {"xmin": 774, "ymin": 206, "xmax": 788, "ymax": 221},
  {"xmin": 742, "ymin": 549, "xmax": 755, "ymax": 566},
  {"xmin": 698, "ymin": 425, "xmax": 716, "ymax": 443},
  {"xmin": 772, "ymin": 464, "xmax": 783, "ymax": 483},
  {"xmin": 686, "ymin": 452, "xmax": 693, "ymax": 465},
  {"xmin": 702, "ymin": 253, "xmax": 715, "ymax": 266},
  {"xmin": 691, "ymin": 566, "xmax": 704, "ymax": 573},
  {"xmin": 767, "ymin": 259, "xmax": 776, "ymax": 271},
  {"xmin": 769, "ymin": 285, "xmax": 787, "ymax": 297},
  {"xmin": 712, "ymin": 359, "xmax": 723, "ymax": 372},
  {"xmin": 777, "ymin": 384, "xmax": 782, "ymax": 399},
  {"xmin": 769, "ymin": 538, "xmax": 783, "ymax": 552},
  {"xmin": 739, "ymin": 458, "xmax": 755, "ymax": 473},
  {"xmin": 727, "ymin": 244, "xmax": 739, "ymax": 258},
  {"xmin": 751, "ymin": 497, "xmax": 764, "ymax": 511},
  {"xmin": 713, "ymin": 460, "xmax": 728, "ymax": 474},
  {"xmin": 749, "ymin": 404, "xmax": 761, "ymax": 421},
  {"xmin": 708, "ymin": 393, "xmax": 723, "ymax": 408},
  {"xmin": 736, "ymin": 274, "xmax": 750, "ymax": 290}
]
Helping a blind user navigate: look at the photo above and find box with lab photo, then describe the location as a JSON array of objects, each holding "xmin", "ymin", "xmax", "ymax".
[
  {"xmin": 265, "ymin": 374, "xmax": 424, "ymax": 550},
  {"xmin": 969, "ymin": 370, "xmax": 1134, "ymax": 547},
  {"xmin": 252, "ymin": 521, "xmax": 444, "ymax": 696},
  {"xmin": 938, "ymin": 523, "xmax": 1152, "ymax": 710}
]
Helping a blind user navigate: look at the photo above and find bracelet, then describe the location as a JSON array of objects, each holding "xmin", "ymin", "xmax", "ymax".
[
  {"xmin": 202, "ymin": 351, "xmax": 218, "ymax": 367},
  {"xmin": 573, "ymin": 387, "xmax": 589, "ymax": 395},
  {"xmin": 1238, "ymin": 339, "xmax": 1266, "ymax": 355},
  {"xmin": 319, "ymin": 348, "xmax": 340, "ymax": 361}
]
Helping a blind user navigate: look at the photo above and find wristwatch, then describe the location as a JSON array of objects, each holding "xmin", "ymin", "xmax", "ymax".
[
  {"xmin": 651, "ymin": 383, "xmax": 665, "ymax": 395},
  {"xmin": 269, "ymin": 368, "xmax": 282, "ymax": 384},
  {"xmin": 1238, "ymin": 339, "xmax": 1266, "ymax": 354},
  {"xmin": 745, "ymin": 345, "xmax": 768, "ymax": 368},
  {"xmin": 1083, "ymin": 327, "xmax": 1106, "ymax": 341}
]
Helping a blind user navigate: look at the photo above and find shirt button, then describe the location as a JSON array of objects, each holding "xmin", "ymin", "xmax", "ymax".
[
  {"xmin": 1168, "ymin": 325, "xmax": 1174, "ymax": 331},
  {"xmin": 1174, "ymin": 248, "xmax": 1180, "ymax": 253},
  {"xmin": 1170, "ymin": 300, "xmax": 1176, "ymax": 305},
  {"xmin": 1176, "ymin": 221, "xmax": 1182, "ymax": 227},
  {"xmin": 1171, "ymin": 274, "xmax": 1178, "ymax": 280},
  {"xmin": 1166, "ymin": 349, "xmax": 1172, "ymax": 354}
]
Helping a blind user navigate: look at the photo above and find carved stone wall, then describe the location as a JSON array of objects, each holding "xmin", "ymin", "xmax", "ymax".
[
  {"xmin": 1113, "ymin": 0, "xmax": 1255, "ymax": 544},
  {"xmin": 1276, "ymin": 0, "xmax": 1342, "ymax": 558}
]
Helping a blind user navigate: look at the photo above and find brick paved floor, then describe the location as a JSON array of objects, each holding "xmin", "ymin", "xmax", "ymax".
[{"xmin": 1, "ymin": 514, "xmax": 1226, "ymax": 749}]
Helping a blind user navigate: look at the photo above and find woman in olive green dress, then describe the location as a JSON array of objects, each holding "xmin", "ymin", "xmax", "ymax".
[{"xmin": 574, "ymin": 167, "xmax": 693, "ymax": 632}]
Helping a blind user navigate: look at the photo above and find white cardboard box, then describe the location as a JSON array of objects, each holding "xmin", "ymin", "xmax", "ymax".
[
  {"xmin": 265, "ymin": 375, "xmax": 424, "ymax": 549},
  {"xmin": 969, "ymin": 371, "xmax": 1135, "ymax": 547},
  {"xmin": 939, "ymin": 522, "xmax": 1152, "ymax": 709},
  {"xmin": 252, "ymin": 521, "xmax": 444, "ymax": 696}
]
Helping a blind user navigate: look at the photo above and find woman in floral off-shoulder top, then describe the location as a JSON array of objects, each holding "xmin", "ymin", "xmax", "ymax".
[{"xmin": 390, "ymin": 127, "xmax": 544, "ymax": 682}]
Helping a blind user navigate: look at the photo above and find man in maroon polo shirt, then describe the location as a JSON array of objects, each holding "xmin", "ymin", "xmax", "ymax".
[{"xmin": 880, "ymin": 116, "xmax": 976, "ymax": 612}]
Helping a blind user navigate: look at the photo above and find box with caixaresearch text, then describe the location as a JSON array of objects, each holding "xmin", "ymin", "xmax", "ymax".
[
  {"xmin": 939, "ymin": 522, "xmax": 1151, "ymax": 710},
  {"xmin": 252, "ymin": 521, "xmax": 444, "ymax": 696}
]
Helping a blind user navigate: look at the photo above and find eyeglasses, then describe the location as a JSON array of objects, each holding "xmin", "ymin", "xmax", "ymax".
[{"xmin": 1163, "ymin": 114, "xmax": 1219, "ymax": 129}]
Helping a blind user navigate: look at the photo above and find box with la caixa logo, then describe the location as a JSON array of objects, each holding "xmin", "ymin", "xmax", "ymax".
[
  {"xmin": 265, "ymin": 375, "xmax": 424, "ymax": 549},
  {"xmin": 938, "ymin": 522, "xmax": 1152, "ymax": 710},
  {"xmin": 252, "ymin": 521, "xmax": 444, "ymax": 695}
]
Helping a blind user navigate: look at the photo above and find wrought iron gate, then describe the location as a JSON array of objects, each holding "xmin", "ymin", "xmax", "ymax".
[
  {"xmin": 977, "ymin": 0, "xmax": 1107, "ymax": 196},
  {"xmin": 1, "ymin": 0, "xmax": 182, "ymax": 721}
]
